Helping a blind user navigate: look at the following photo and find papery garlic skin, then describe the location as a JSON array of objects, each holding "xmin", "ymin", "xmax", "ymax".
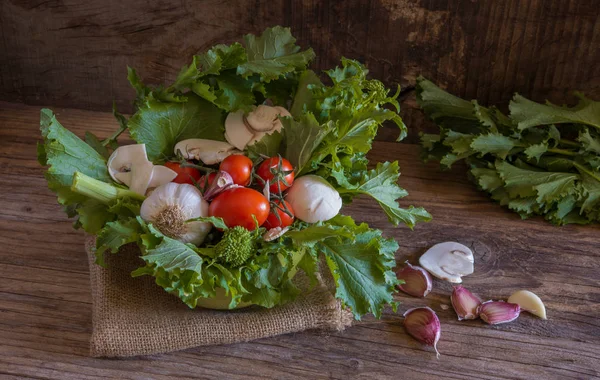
[
  {"xmin": 263, "ymin": 226, "xmax": 290, "ymax": 242},
  {"xmin": 396, "ymin": 262, "xmax": 433, "ymax": 297},
  {"xmin": 403, "ymin": 307, "xmax": 441, "ymax": 358},
  {"xmin": 140, "ymin": 183, "xmax": 211, "ymax": 245},
  {"xmin": 478, "ymin": 301, "xmax": 520, "ymax": 325},
  {"xmin": 451, "ymin": 285, "xmax": 482, "ymax": 320},
  {"xmin": 507, "ymin": 290, "xmax": 547, "ymax": 320}
]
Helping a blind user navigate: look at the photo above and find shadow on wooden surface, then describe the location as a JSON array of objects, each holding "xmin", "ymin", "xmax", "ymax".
[
  {"xmin": 1, "ymin": 0, "xmax": 599, "ymax": 143},
  {"xmin": 0, "ymin": 101, "xmax": 598, "ymax": 379}
]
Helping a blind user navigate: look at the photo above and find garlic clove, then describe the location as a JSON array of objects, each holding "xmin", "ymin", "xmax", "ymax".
[
  {"xmin": 507, "ymin": 290, "xmax": 547, "ymax": 320},
  {"xmin": 396, "ymin": 262, "xmax": 433, "ymax": 297},
  {"xmin": 263, "ymin": 226, "xmax": 290, "ymax": 242},
  {"xmin": 451, "ymin": 285, "xmax": 482, "ymax": 320},
  {"xmin": 202, "ymin": 171, "xmax": 235, "ymax": 201},
  {"xmin": 403, "ymin": 307, "xmax": 441, "ymax": 358},
  {"xmin": 419, "ymin": 242, "xmax": 474, "ymax": 283},
  {"xmin": 478, "ymin": 301, "xmax": 520, "ymax": 325},
  {"xmin": 174, "ymin": 139, "xmax": 239, "ymax": 165},
  {"xmin": 224, "ymin": 110, "xmax": 254, "ymax": 150}
]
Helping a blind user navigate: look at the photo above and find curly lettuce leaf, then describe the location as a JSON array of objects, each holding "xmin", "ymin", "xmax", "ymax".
[
  {"xmin": 95, "ymin": 217, "xmax": 143, "ymax": 265},
  {"xmin": 510, "ymin": 93, "xmax": 600, "ymax": 131},
  {"xmin": 237, "ymin": 26, "xmax": 315, "ymax": 82},
  {"xmin": 318, "ymin": 216, "xmax": 399, "ymax": 319},
  {"xmin": 333, "ymin": 161, "xmax": 432, "ymax": 229}
]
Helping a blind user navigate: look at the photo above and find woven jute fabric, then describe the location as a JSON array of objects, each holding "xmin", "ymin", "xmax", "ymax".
[{"xmin": 84, "ymin": 237, "xmax": 353, "ymax": 357}]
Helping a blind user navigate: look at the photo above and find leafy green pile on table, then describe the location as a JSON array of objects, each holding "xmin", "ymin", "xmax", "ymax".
[{"xmin": 417, "ymin": 77, "xmax": 600, "ymax": 225}]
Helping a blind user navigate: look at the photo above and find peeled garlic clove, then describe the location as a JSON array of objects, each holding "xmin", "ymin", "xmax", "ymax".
[
  {"xmin": 478, "ymin": 301, "xmax": 520, "ymax": 325},
  {"xmin": 396, "ymin": 262, "xmax": 433, "ymax": 297},
  {"xmin": 285, "ymin": 175, "xmax": 342, "ymax": 223},
  {"xmin": 451, "ymin": 285, "xmax": 482, "ymax": 320},
  {"xmin": 507, "ymin": 290, "xmax": 547, "ymax": 320},
  {"xmin": 419, "ymin": 242, "xmax": 474, "ymax": 283},
  {"xmin": 403, "ymin": 307, "xmax": 441, "ymax": 358}
]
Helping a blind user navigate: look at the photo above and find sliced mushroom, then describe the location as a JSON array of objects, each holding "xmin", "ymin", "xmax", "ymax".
[
  {"xmin": 246, "ymin": 105, "xmax": 283, "ymax": 132},
  {"xmin": 419, "ymin": 242, "xmax": 474, "ymax": 283},
  {"xmin": 174, "ymin": 138, "xmax": 239, "ymax": 165},
  {"xmin": 148, "ymin": 165, "xmax": 178, "ymax": 188},
  {"xmin": 225, "ymin": 105, "xmax": 290, "ymax": 150},
  {"xmin": 108, "ymin": 144, "xmax": 176, "ymax": 195},
  {"xmin": 224, "ymin": 110, "xmax": 255, "ymax": 150}
]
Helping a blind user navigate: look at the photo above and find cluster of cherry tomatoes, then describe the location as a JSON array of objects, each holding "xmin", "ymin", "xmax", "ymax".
[{"xmin": 165, "ymin": 155, "xmax": 295, "ymax": 231}]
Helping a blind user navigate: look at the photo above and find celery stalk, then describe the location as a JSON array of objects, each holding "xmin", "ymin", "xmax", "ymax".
[{"xmin": 71, "ymin": 172, "xmax": 145, "ymax": 203}]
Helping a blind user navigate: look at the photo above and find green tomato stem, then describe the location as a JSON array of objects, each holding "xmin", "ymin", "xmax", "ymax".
[{"xmin": 71, "ymin": 172, "xmax": 145, "ymax": 203}]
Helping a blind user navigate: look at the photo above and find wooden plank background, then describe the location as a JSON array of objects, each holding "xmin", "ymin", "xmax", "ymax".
[
  {"xmin": 1, "ymin": 101, "xmax": 599, "ymax": 379},
  {"xmin": 1, "ymin": 0, "xmax": 600, "ymax": 142}
]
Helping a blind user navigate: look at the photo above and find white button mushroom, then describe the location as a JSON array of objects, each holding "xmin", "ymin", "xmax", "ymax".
[
  {"xmin": 419, "ymin": 242, "xmax": 474, "ymax": 283},
  {"xmin": 224, "ymin": 105, "xmax": 290, "ymax": 150},
  {"xmin": 285, "ymin": 175, "xmax": 342, "ymax": 223},
  {"xmin": 140, "ymin": 182, "xmax": 212, "ymax": 245},
  {"xmin": 107, "ymin": 144, "xmax": 177, "ymax": 196},
  {"xmin": 174, "ymin": 139, "xmax": 240, "ymax": 165}
]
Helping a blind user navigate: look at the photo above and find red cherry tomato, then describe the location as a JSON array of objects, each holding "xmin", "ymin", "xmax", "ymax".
[
  {"xmin": 219, "ymin": 154, "xmax": 253, "ymax": 186},
  {"xmin": 164, "ymin": 161, "xmax": 202, "ymax": 184},
  {"xmin": 263, "ymin": 200, "xmax": 295, "ymax": 229},
  {"xmin": 256, "ymin": 157, "xmax": 295, "ymax": 193},
  {"xmin": 209, "ymin": 187, "xmax": 270, "ymax": 230},
  {"xmin": 198, "ymin": 172, "xmax": 217, "ymax": 192}
]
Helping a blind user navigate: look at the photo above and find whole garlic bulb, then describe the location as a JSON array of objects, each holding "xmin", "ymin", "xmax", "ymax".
[{"xmin": 140, "ymin": 182, "xmax": 211, "ymax": 245}]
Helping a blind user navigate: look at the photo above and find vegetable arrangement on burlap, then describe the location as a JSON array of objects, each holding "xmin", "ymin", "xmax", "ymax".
[{"xmin": 38, "ymin": 26, "xmax": 431, "ymax": 320}]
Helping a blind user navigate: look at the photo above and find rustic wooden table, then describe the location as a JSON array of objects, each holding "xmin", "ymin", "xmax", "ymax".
[{"xmin": 1, "ymin": 101, "xmax": 598, "ymax": 379}]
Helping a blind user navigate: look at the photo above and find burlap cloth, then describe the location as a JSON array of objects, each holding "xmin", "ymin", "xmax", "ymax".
[{"xmin": 84, "ymin": 237, "xmax": 353, "ymax": 357}]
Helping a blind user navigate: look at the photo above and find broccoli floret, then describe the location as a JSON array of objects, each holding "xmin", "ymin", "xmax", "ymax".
[{"xmin": 215, "ymin": 226, "xmax": 255, "ymax": 267}]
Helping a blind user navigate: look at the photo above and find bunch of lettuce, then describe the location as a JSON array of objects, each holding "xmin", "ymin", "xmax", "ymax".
[
  {"xmin": 38, "ymin": 26, "xmax": 430, "ymax": 319},
  {"xmin": 418, "ymin": 77, "xmax": 600, "ymax": 225}
]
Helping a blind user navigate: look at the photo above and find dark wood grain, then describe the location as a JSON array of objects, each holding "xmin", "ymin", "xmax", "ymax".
[
  {"xmin": 1, "ymin": 101, "xmax": 599, "ymax": 379},
  {"xmin": 1, "ymin": 0, "xmax": 599, "ymax": 142}
]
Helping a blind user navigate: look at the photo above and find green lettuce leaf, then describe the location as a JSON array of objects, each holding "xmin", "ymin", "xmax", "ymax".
[
  {"xmin": 95, "ymin": 217, "xmax": 143, "ymax": 265},
  {"xmin": 334, "ymin": 161, "xmax": 432, "ymax": 229},
  {"xmin": 318, "ymin": 215, "xmax": 399, "ymax": 319},
  {"xmin": 128, "ymin": 94, "xmax": 225, "ymax": 161},
  {"xmin": 510, "ymin": 93, "xmax": 600, "ymax": 131},
  {"xmin": 282, "ymin": 114, "xmax": 333, "ymax": 174},
  {"xmin": 237, "ymin": 26, "xmax": 315, "ymax": 82}
]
